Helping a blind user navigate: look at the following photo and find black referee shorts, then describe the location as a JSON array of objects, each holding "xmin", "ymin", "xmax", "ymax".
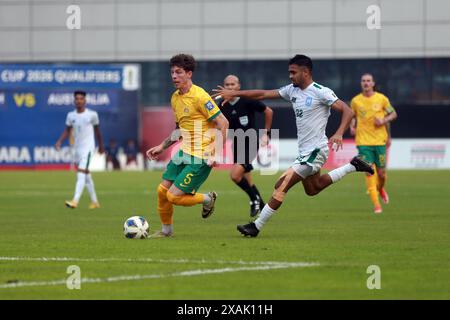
[{"xmin": 232, "ymin": 137, "xmax": 258, "ymax": 173}]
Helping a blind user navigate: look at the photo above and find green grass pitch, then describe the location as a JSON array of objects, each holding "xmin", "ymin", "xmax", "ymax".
[{"xmin": 0, "ymin": 169, "xmax": 449, "ymax": 299}]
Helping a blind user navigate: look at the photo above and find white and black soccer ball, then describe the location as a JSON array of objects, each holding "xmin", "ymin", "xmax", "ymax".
[
  {"xmin": 257, "ymin": 143, "xmax": 277, "ymax": 167},
  {"xmin": 123, "ymin": 216, "xmax": 149, "ymax": 239}
]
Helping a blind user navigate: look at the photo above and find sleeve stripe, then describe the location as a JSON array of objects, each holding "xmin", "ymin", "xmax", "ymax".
[
  {"xmin": 329, "ymin": 98, "xmax": 339, "ymax": 106},
  {"xmin": 207, "ymin": 110, "xmax": 221, "ymax": 121}
]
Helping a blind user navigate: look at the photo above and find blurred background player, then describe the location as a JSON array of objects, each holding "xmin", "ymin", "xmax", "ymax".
[
  {"xmin": 214, "ymin": 54, "xmax": 374, "ymax": 237},
  {"xmin": 146, "ymin": 54, "xmax": 229, "ymax": 238},
  {"xmin": 217, "ymin": 74, "xmax": 273, "ymax": 217},
  {"xmin": 125, "ymin": 139, "xmax": 138, "ymax": 168},
  {"xmin": 105, "ymin": 138, "xmax": 121, "ymax": 170},
  {"xmin": 350, "ymin": 73, "xmax": 398, "ymax": 214},
  {"xmin": 55, "ymin": 90, "xmax": 105, "ymax": 209}
]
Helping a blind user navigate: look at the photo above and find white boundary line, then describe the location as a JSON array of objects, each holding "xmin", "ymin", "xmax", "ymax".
[
  {"xmin": 0, "ymin": 256, "xmax": 320, "ymax": 289},
  {"xmin": 0, "ymin": 263, "xmax": 318, "ymax": 289},
  {"xmin": 0, "ymin": 256, "xmax": 318, "ymax": 266}
]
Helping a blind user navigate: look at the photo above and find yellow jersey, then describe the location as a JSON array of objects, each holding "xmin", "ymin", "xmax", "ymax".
[
  {"xmin": 171, "ymin": 84, "xmax": 221, "ymax": 159},
  {"xmin": 351, "ymin": 92, "xmax": 395, "ymax": 146}
]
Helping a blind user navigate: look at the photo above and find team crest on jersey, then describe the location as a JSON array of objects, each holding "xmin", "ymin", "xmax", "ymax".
[
  {"xmin": 183, "ymin": 107, "xmax": 189, "ymax": 114},
  {"xmin": 305, "ymin": 96, "xmax": 313, "ymax": 107},
  {"xmin": 204, "ymin": 101, "xmax": 215, "ymax": 111}
]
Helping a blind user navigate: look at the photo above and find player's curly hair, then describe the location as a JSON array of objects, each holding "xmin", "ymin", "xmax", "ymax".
[{"xmin": 170, "ymin": 54, "xmax": 196, "ymax": 72}]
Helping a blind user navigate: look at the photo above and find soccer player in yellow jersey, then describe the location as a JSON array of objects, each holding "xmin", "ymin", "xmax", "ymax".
[
  {"xmin": 146, "ymin": 54, "xmax": 229, "ymax": 237},
  {"xmin": 350, "ymin": 73, "xmax": 397, "ymax": 214}
]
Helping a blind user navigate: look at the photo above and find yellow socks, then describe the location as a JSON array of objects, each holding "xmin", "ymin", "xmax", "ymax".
[
  {"xmin": 157, "ymin": 184, "xmax": 206, "ymax": 226},
  {"xmin": 157, "ymin": 184, "xmax": 173, "ymax": 225},
  {"xmin": 166, "ymin": 191, "xmax": 204, "ymax": 206},
  {"xmin": 378, "ymin": 171, "xmax": 386, "ymax": 192},
  {"xmin": 365, "ymin": 173, "xmax": 380, "ymax": 208}
]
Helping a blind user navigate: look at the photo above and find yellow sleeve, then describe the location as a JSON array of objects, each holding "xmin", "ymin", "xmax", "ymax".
[
  {"xmin": 198, "ymin": 94, "xmax": 221, "ymax": 121},
  {"xmin": 384, "ymin": 96, "xmax": 395, "ymax": 114}
]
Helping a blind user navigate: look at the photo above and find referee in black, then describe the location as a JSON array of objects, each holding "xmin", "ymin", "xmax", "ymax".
[{"xmin": 216, "ymin": 75, "xmax": 273, "ymax": 217}]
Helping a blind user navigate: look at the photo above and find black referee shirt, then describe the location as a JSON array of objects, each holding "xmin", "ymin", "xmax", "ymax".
[{"xmin": 218, "ymin": 97, "xmax": 266, "ymax": 130}]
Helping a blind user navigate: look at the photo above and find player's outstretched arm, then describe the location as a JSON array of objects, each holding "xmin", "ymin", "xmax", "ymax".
[
  {"xmin": 146, "ymin": 123, "xmax": 181, "ymax": 160},
  {"xmin": 55, "ymin": 126, "xmax": 71, "ymax": 150},
  {"xmin": 329, "ymin": 100, "xmax": 355, "ymax": 151},
  {"xmin": 212, "ymin": 86, "xmax": 280, "ymax": 105},
  {"xmin": 94, "ymin": 125, "xmax": 105, "ymax": 154}
]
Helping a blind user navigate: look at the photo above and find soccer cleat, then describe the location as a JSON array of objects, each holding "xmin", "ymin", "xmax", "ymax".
[
  {"xmin": 374, "ymin": 205, "xmax": 383, "ymax": 214},
  {"xmin": 148, "ymin": 230, "xmax": 173, "ymax": 239},
  {"xmin": 202, "ymin": 191, "xmax": 217, "ymax": 219},
  {"xmin": 350, "ymin": 156, "xmax": 375, "ymax": 175},
  {"xmin": 88, "ymin": 202, "xmax": 101, "ymax": 209},
  {"xmin": 65, "ymin": 200, "xmax": 78, "ymax": 209},
  {"xmin": 249, "ymin": 199, "xmax": 260, "ymax": 217},
  {"xmin": 237, "ymin": 222, "xmax": 260, "ymax": 237},
  {"xmin": 379, "ymin": 188, "xmax": 390, "ymax": 204}
]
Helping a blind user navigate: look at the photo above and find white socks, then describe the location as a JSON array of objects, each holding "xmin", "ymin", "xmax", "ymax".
[
  {"xmin": 162, "ymin": 224, "xmax": 173, "ymax": 235},
  {"xmin": 73, "ymin": 172, "xmax": 86, "ymax": 202},
  {"xmin": 203, "ymin": 193, "xmax": 211, "ymax": 204},
  {"xmin": 254, "ymin": 204, "xmax": 277, "ymax": 230},
  {"xmin": 73, "ymin": 172, "xmax": 98, "ymax": 203},
  {"xmin": 85, "ymin": 173, "xmax": 98, "ymax": 203},
  {"xmin": 328, "ymin": 163, "xmax": 356, "ymax": 183}
]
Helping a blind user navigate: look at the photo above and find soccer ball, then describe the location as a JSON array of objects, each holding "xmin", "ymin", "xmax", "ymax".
[{"xmin": 123, "ymin": 216, "xmax": 149, "ymax": 239}]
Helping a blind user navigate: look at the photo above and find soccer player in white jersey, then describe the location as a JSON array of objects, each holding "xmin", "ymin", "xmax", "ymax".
[
  {"xmin": 213, "ymin": 54, "xmax": 374, "ymax": 237},
  {"xmin": 55, "ymin": 90, "xmax": 105, "ymax": 209}
]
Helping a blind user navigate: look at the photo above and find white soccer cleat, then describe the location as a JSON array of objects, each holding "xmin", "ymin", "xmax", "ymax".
[
  {"xmin": 148, "ymin": 230, "xmax": 173, "ymax": 239},
  {"xmin": 202, "ymin": 191, "xmax": 217, "ymax": 219}
]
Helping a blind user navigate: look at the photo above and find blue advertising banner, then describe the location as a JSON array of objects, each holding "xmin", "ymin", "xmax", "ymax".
[
  {"xmin": 0, "ymin": 64, "xmax": 139, "ymax": 90},
  {"xmin": 0, "ymin": 64, "xmax": 140, "ymax": 168}
]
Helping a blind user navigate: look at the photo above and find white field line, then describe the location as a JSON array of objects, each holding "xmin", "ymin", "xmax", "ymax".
[
  {"xmin": 0, "ymin": 256, "xmax": 317, "ymax": 267},
  {"xmin": 0, "ymin": 262, "xmax": 318, "ymax": 289}
]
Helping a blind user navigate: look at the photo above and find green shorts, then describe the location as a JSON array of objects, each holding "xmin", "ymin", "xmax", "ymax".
[
  {"xmin": 162, "ymin": 150, "xmax": 212, "ymax": 194},
  {"xmin": 357, "ymin": 145, "xmax": 387, "ymax": 168}
]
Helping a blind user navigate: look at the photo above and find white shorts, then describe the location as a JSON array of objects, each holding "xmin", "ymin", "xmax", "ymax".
[
  {"xmin": 291, "ymin": 146, "xmax": 329, "ymax": 179},
  {"xmin": 74, "ymin": 149, "xmax": 94, "ymax": 171}
]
